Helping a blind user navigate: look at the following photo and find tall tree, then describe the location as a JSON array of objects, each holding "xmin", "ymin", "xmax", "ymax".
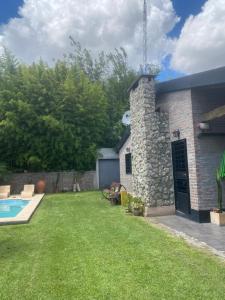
[
  {"xmin": 68, "ymin": 40, "xmax": 137, "ymax": 146},
  {"xmin": 0, "ymin": 45, "xmax": 136, "ymax": 171}
]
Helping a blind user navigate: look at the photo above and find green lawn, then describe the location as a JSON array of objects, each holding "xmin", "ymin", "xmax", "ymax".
[{"xmin": 0, "ymin": 192, "xmax": 225, "ymax": 299}]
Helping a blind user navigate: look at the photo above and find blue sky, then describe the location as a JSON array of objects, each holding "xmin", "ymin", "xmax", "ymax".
[
  {"xmin": 1, "ymin": 0, "xmax": 223, "ymax": 82},
  {"xmin": 169, "ymin": 0, "xmax": 206, "ymax": 38},
  {"xmin": 159, "ymin": 0, "xmax": 207, "ymax": 80},
  {"xmin": 0, "ymin": 0, "xmax": 23, "ymax": 24}
]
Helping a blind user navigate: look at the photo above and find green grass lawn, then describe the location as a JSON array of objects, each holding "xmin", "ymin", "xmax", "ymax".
[{"xmin": 0, "ymin": 192, "xmax": 225, "ymax": 300}]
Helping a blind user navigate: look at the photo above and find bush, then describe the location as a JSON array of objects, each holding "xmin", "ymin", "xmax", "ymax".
[
  {"xmin": 27, "ymin": 156, "xmax": 42, "ymax": 172},
  {"xmin": 0, "ymin": 162, "xmax": 10, "ymax": 183},
  {"xmin": 126, "ymin": 194, "xmax": 144, "ymax": 215}
]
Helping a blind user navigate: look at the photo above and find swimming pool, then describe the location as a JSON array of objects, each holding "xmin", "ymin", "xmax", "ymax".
[{"xmin": 0, "ymin": 200, "xmax": 30, "ymax": 218}]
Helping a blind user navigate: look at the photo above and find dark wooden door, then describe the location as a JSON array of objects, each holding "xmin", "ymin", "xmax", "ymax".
[{"xmin": 172, "ymin": 139, "xmax": 191, "ymax": 214}]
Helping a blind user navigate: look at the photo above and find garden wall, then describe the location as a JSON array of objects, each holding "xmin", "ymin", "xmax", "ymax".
[{"xmin": 5, "ymin": 171, "xmax": 97, "ymax": 194}]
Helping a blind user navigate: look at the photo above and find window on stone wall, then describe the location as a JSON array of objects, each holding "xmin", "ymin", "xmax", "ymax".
[{"xmin": 125, "ymin": 153, "xmax": 132, "ymax": 174}]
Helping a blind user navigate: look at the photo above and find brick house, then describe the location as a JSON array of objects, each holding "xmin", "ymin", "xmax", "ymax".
[{"xmin": 117, "ymin": 66, "xmax": 225, "ymax": 222}]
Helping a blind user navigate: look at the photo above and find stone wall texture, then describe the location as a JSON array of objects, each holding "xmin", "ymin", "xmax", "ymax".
[
  {"xmin": 119, "ymin": 135, "xmax": 133, "ymax": 193},
  {"xmin": 4, "ymin": 171, "xmax": 97, "ymax": 194},
  {"xmin": 130, "ymin": 76, "xmax": 174, "ymax": 207}
]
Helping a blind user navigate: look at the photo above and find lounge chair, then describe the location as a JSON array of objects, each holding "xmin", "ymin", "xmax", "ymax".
[
  {"xmin": 0, "ymin": 185, "xmax": 11, "ymax": 199},
  {"xmin": 21, "ymin": 184, "xmax": 35, "ymax": 198}
]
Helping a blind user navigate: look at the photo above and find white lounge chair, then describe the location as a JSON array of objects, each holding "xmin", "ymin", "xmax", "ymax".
[
  {"xmin": 21, "ymin": 184, "xmax": 35, "ymax": 198},
  {"xmin": 0, "ymin": 185, "xmax": 11, "ymax": 199}
]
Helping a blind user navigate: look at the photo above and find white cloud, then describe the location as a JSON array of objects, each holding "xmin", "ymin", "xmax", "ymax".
[
  {"xmin": 0, "ymin": 0, "xmax": 179, "ymax": 68},
  {"xmin": 171, "ymin": 0, "xmax": 225, "ymax": 74}
]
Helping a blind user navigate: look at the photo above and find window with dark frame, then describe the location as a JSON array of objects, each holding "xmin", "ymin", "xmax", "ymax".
[{"xmin": 125, "ymin": 153, "xmax": 132, "ymax": 174}]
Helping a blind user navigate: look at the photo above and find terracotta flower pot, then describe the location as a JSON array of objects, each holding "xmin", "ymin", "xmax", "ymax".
[{"xmin": 36, "ymin": 180, "xmax": 46, "ymax": 194}]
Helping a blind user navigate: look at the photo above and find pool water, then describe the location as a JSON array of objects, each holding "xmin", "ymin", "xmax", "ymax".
[{"xmin": 0, "ymin": 200, "xmax": 30, "ymax": 218}]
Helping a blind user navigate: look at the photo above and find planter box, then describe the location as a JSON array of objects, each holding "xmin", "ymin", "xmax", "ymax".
[
  {"xmin": 210, "ymin": 211, "xmax": 225, "ymax": 226},
  {"xmin": 144, "ymin": 205, "xmax": 175, "ymax": 217}
]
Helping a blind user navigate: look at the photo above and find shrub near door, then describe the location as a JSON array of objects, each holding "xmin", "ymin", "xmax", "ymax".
[{"xmin": 132, "ymin": 197, "xmax": 144, "ymax": 216}]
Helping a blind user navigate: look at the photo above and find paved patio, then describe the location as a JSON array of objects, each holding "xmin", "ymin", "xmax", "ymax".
[{"xmin": 147, "ymin": 215, "xmax": 225, "ymax": 258}]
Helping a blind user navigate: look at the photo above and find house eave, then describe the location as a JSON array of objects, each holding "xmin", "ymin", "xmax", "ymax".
[
  {"xmin": 116, "ymin": 127, "xmax": 130, "ymax": 153},
  {"xmin": 156, "ymin": 66, "xmax": 225, "ymax": 94}
]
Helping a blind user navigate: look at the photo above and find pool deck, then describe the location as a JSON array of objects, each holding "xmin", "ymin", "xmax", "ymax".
[{"xmin": 0, "ymin": 194, "xmax": 44, "ymax": 225}]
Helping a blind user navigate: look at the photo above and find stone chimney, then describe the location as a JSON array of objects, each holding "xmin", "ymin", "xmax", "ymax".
[{"xmin": 129, "ymin": 75, "xmax": 174, "ymax": 216}]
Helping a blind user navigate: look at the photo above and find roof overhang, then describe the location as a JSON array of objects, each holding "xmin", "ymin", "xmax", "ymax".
[
  {"xmin": 157, "ymin": 66, "xmax": 225, "ymax": 94},
  {"xmin": 115, "ymin": 127, "xmax": 130, "ymax": 153}
]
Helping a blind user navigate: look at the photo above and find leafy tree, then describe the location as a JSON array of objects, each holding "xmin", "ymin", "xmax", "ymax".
[
  {"xmin": 104, "ymin": 48, "xmax": 136, "ymax": 145},
  {"xmin": 0, "ymin": 44, "xmax": 136, "ymax": 171},
  {"xmin": 68, "ymin": 39, "xmax": 137, "ymax": 146},
  {"xmin": 0, "ymin": 162, "xmax": 10, "ymax": 183}
]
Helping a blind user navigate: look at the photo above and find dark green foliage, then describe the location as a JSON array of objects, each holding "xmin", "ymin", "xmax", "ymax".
[
  {"xmin": 216, "ymin": 152, "xmax": 225, "ymax": 211},
  {"xmin": 0, "ymin": 162, "xmax": 10, "ymax": 182},
  {"xmin": 0, "ymin": 47, "xmax": 136, "ymax": 171},
  {"xmin": 104, "ymin": 48, "xmax": 136, "ymax": 145},
  {"xmin": 67, "ymin": 40, "xmax": 137, "ymax": 145},
  {"xmin": 27, "ymin": 156, "xmax": 42, "ymax": 172},
  {"xmin": 219, "ymin": 151, "xmax": 225, "ymax": 179}
]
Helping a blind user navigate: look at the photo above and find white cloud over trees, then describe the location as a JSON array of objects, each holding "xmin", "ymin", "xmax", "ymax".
[
  {"xmin": 2, "ymin": 0, "xmax": 224, "ymax": 75},
  {"xmin": 0, "ymin": 0, "xmax": 179, "ymax": 69}
]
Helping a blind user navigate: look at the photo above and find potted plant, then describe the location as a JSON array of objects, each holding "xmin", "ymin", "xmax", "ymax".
[
  {"xmin": 210, "ymin": 152, "xmax": 225, "ymax": 226},
  {"xmin": 125, "ymin": 194, "xmax": 133, "ymax": 213},
  {"xmin": 132, "ymin": 197, "xmax": 144, "ymax": 216}
]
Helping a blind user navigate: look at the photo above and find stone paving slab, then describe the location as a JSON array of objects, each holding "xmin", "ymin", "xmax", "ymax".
[
  {"xmin": 146, "ymin": 215, "xmax": 225, "ymax": 259},
  {"xmin": 0, "ymin": 194, "xmax": 44, "ymax": 225}
]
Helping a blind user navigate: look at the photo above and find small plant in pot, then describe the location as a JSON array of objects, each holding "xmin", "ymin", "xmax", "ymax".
[
  {"xmin": 132, "ymin": 197, "xmax": 144, "ymax": 216},
  {"xmin": 125, "ymin": 194, "xmax": 133, "ymax": 213},
  {"xmin": 210, "ymin": 152, "xmax": 225, "ymax": 226}
]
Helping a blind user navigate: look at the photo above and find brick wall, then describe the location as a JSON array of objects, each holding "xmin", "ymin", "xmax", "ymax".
[
  {"xmin": 158, "ymin": 88, "xmax": 225, "ymax": 212},
  {"xmin": 157, "ymin": 89, "xmax": 200, "ymax": 210},
  {"xmin": 119, "ymin": 135, "xmax": 133, "ymax": 193},
  {"xmin": 192, "ymin": 89, "xmax": 225, "ymax": 210},
  {"xmin": 4, "ymin": 171, "xmax": 97, "ymax": 194}
]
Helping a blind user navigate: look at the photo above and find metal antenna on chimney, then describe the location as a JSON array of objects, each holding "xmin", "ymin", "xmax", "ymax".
[
  {"xmin": 140, "ymin": 1, "xmax": 160, "ymax": 76},
  {"xmin": 143, "ymin": 0, "xmax": 148, "ymax": 74}
]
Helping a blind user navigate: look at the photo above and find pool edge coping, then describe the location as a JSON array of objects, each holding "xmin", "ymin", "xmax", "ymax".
[{"xmin": 0, "ymin": 194, "xmax": 45, "ymax": 225}]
